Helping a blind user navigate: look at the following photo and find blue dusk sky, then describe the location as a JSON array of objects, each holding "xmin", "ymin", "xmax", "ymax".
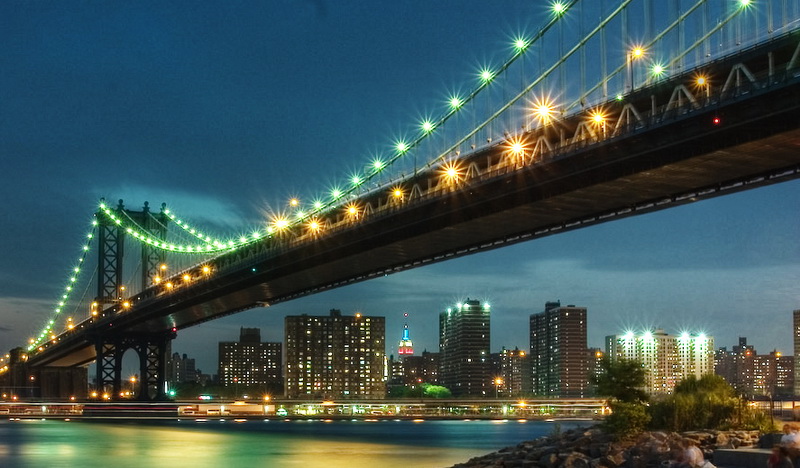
[{"xmin": 0, "ymin": 1, "xmax": 798, "ymax": 373}]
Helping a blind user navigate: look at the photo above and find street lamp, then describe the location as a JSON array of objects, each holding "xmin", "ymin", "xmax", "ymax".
[
  {"xmin": 627, "ymin": 47, "xmax": 645, "ymax": 92},
  {"xmin": 494, "ymin": 377, "xmax": 504, "ymax": 399}
]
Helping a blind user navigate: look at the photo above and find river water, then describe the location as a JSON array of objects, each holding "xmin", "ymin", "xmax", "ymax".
[{"xmin": 0, "ymin": 418, "xmax": 587, "ymax": 467}]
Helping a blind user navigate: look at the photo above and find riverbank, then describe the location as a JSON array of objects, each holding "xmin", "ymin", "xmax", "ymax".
[{"xmin": 449, "ymin": 426, "xmax": 762, "ymax": 467}]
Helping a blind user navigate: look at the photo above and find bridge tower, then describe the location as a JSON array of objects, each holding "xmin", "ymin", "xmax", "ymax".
[{"xmin": 94, "ymin": 199, "xmax": 173, "ymax": 401}]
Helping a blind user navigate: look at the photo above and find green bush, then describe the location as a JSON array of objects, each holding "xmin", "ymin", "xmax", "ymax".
[
  {"xmin": 648, "ymin": 374, "xmax": 764, "ymax": 431},
  {"xmin": 603, "ymin": 401, "xmax": 651, "ymax": 439}
]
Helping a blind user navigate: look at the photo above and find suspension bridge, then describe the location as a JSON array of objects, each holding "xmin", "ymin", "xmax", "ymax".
[{"xmin": 2, "ymin": 0, "xmax": 800, "ymax": 401}]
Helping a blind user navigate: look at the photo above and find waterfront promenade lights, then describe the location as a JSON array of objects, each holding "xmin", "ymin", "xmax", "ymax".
[{"xmin": 627, "ymin": 47, "xmax": 645, "ymax": 92}]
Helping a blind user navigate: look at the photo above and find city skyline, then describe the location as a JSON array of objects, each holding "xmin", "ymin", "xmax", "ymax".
[{"xmin": 1, "ymin": 2, "xmax": 798, "ymax": 374}]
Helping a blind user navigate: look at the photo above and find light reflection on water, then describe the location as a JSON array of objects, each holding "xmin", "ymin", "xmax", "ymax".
[{"xmin": 0, "ymin": 419, "xmax": 586, "ymax": 468}]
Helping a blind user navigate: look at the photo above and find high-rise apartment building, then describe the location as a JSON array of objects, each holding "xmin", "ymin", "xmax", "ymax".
[
  {"xmin": 285, "ymin": 309, "xmax": 386, "ymax": 399},
  {"xmin": 794, "ymin": 310, "xmax": 800, "ymax": 396},
  {"xmin": 606, "ymin": 329, "xmax": 713, "ymax": 395},
  {"xmin": 218, "ymin": 328, "xmax": 282, "ymax": 391},
  {"xmin": 530, "ymin": 301, "xmax": 588, "ymax": 398},
  {"xmin": 167, "ymin": 352, "xmax": 197, "ymax": 385},
  {"xmin": 439, "ymin": 299, "xmax": 490, "ymax": 397},
  {"xmin": 495, "ymin": 347, "xmax": 531, "ymax": 397},
  {"xmin": 716, "ymin": 337, "xmax": 794, "ymax": 396}
]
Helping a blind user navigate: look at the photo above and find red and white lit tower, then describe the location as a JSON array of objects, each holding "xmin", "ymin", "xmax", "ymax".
[{"xmin": 398, "ymin": 313, "xmax": 414, "ymax": 356}]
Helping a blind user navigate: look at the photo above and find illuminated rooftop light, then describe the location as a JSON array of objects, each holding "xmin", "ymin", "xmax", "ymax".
[
  {"xmin": 643, "ymin": 331, "xmax": 653, "ymax": 341},
  {"xmin": 623, "ymin": 331, "xmax": 635, "ymax": 340},
  {"xmin": 680, "ymin": 332, "xmax": 690, "ymax": 341}
]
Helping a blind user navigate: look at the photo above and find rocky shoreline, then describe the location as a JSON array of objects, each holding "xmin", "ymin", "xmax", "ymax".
[{"xmin": 449, "ymin": 426, "xmax": 762, "ymax": 467}]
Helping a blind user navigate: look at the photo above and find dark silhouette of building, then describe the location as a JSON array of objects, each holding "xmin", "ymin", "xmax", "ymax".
[
  {"xmin": 530, "ymin": 301, "xmax": 588, "ymax": 397},
  {"xmin": 285, "ymin": 310, "xmax": 385, "ymax": 399},
  {"xmin": 218, "ymin": 328, "xmax": 282, "ymax": 394},
  {"xmin": 167, "ymin": 352, "xmax": 197, "ymax": 385},
  {"xmin": 439, "ymin": 299, "xmax": 490, "ymax": 397}
]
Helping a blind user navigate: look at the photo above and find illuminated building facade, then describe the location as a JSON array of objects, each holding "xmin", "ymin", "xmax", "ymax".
[
  {"xmin": 794, "ymin": 310, "xmax": 800, "ymax": 396},
  {"xmin": 530, "ymin": 301, "xmax": 588, "ymax": 398},
  {"xmin": 439, "ymin": 299, "xmax": 490, "ymax": 397},
  {"xmin": 285, "ymin": 309, "xmax": 385, "ymax": 399},
  {"xmin": 606, "ymin": 329, "xmax": 714, "ymax": 395},
  {"xmin": 496, "ymin": 347, "xmax": 530, "ymax": 397},
  {"xmin": 218, "ymin": 328, "xmax": 282, "ymax": 392},
  {"xmin": 587, "ymin": 348, "xmax": 605, "ymax": 396},
  {"xmin": 398, "ymin": 324, "xmax": 414, "ymax": 356},
  {"xmin": 716, "ymin": 337, "xmax": 794, "ymax": 396}
]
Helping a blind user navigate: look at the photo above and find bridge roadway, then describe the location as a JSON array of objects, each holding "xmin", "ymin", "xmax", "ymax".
[{"xmin": 29, "ymin": 33, "xmax": 800, "ymax": 368}]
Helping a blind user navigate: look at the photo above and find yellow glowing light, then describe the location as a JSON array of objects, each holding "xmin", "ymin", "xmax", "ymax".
[
  {"xmin": 441, "ymin": 162, "xmax": 463, "ymax": 184},
  {"xmin": 273, "ymin": 217, "xmax": 289, "ymax": 230},
  {"xmin": 631, "ymin": 47, "xmax": 644, "ymax": 58},
  {"xmin": 182, "ymin": 274, "xmax": 191, "ymax": 282},
  {"xmin": 160, "ymin": 264, "xmax": 167, "ymax": 271},
  {"xmin": 355, "ymin": 313, "xmax": 362, "ymax": 318},
  {"xmin": 531, "ymin": 97, "xmax": 557, "ymax": 125},
  {"xmin": 307, "ymin": 219, "xmax": 322, "ymax": 232},
  {"xmin": 590, "ymin": 112, "xmax": 606, "ymax": 125},
  {"xmin": 165, "ymin": 282, "xmax": 174, "ymax": 289},
  {"xmin": 289, "ymin": 198, "xmax": 299, "ymax": 207},
  {"xmin": 122, "ymin": 301, "xmax": 131, "ymax": 308},
  {"xmin": 202, "ymin": 265, "xmax": 211, "ymax": 274},
  {"xmin": 346, "ymin": 205, "xmax": 359, "ymax": 217},
  {"xmin": 153, "ymin": 276, "xmax": 161, "ymax": 284},
  {"xmin": 392, "ymin": 187, "xmax": 404, "ymax": 199},
  {"xmin": 696, "ymin": 76, "xmax": 707, "ymax": 86}
]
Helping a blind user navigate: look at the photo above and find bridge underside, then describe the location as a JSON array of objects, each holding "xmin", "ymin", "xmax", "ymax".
[{"xmin": 32, "ymin": 58, "xmax": 800, "ymax": 368}]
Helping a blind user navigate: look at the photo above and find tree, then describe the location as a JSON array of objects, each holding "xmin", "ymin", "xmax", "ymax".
[
  {"xmin": 592, "ymin": 357, "xmax": 650, "ymax": 439},
  {"xmin": 591, "ymin": 357, "xmax": 648, "ymax": 403},
  {"xmin": 649, "ymin": 374, "xmax": 758, "ymax": 431},
  {"xmin": 422, "ymin": 384, "xmax": 452, "ymax": 399}
]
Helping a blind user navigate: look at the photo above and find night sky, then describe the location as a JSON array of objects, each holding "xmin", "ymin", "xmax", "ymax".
[{"xmin": 1, "ymin": 1, "xmax": 798, "ymax": 374}]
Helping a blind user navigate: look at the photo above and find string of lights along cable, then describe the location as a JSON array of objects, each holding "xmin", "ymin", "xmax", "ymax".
[{"xmin": 17, "ymin": 0, "xmax": 793, "ymax": 355}]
